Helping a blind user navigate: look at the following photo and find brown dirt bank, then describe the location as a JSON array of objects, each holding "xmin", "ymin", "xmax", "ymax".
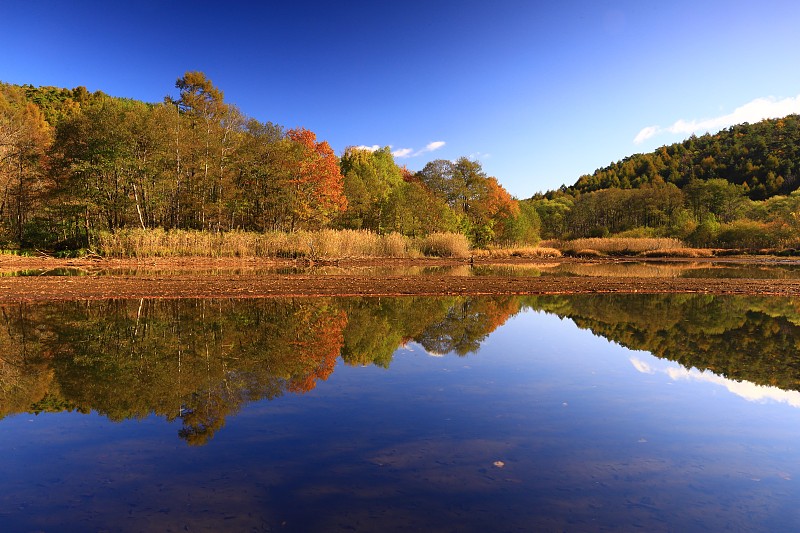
[{"xmin": 2, "ymin": 256, "xmax": 800, "ymax": 302}]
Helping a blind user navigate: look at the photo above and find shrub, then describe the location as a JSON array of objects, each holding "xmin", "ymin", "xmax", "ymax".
[{"xmin": 715, "ymin": 220, "xmax": 782, "ymax": 249}]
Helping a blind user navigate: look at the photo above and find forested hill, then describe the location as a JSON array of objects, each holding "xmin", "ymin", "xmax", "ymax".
[{"xmin": 569, "ymin": 115, "xmax": 800, "ymax": 200}]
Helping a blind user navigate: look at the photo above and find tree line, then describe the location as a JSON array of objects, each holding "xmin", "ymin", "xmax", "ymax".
[
  {"xmin": 0, "ymin": 73, "xmax": 538, "ymax": 251},
  {"xmin": 6, "ymin": 72, "xmax": 800, "ymax": 252},
  {"xmin": 571, "ymin": 115, "xmax": 800, "ymax": 199}
]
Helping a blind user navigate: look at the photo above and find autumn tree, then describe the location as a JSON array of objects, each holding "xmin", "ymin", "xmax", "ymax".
[
  {"xmin": 417, "ymin": 157, "xmax": 520, "ymax": 245},
  {"xmin": 338, "ymin": 146, "xmax": 403, "ymax": 231},
  {"xmin": 230, "ymin": 118, "xmax": 288, "ymax": 230},
  {"xmin": 381, "ymin": 179, "xmax": 460, "ymax": 236},
  {"xmin": 684, "ymin": 178, "xmax": 747, "ymax": 223},
  {"xmin": 283, "ymin": 127, "xmax": 347, "ymax": 230},
  {"xmin": 168, "ymin": 71, "xmax": 243, "ymax": 230},
  {"xmin": 0, "ymin": 86, "xmax": 52, "ymax": 246},
  {"xmin": 52, "ymin": 96, "xmax": 147, "ymax": 236}
]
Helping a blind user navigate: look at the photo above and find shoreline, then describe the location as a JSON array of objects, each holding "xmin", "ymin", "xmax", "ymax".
[{"xmin": 2, "ymin": 256, "xmax": 800, "ymax": 302}]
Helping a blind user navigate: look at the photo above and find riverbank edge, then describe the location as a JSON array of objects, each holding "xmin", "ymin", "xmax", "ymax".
[{"xmin": 2, "ymin": 256, "xmax": 800, "ymax": 302}]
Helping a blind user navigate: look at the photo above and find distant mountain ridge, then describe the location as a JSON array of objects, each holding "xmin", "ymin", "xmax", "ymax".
[{"xmin": 566, "ymin": 114, "xmax": 800, "ymax": 200}]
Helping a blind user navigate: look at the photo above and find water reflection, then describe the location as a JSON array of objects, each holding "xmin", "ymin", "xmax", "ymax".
[
  {"xmin": 529, "ymin": 293, "xmax": 800, "ymax": 391},
  {"xmin": 6, "ymin": 259, "xmax": 800, "ymax": 279},
  {"xmin": 0, "ymin": 297, "xmax": 521, "ymax": 444},
  {"xmin": 630, "ymin": 356, "xmax": 800, "ymax": 407},
  {"xmin": 3, "ymin": 294, "xmax": 800, "ymax": 531},
  {"xmin": 3, "ymin": 294, "xmax": 800, "ymax": 445}
]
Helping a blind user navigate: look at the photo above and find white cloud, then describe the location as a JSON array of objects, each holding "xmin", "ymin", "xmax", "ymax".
[
  {"xmin": 633, "ymin": 125, "xmax": 661, "ymax": 145},
  {"xmin": 392, "ymin": 141, "xmax": 447, "ymax": 159},
  {"xmin": 420, "ymin": 141, "xmax": 446, "ymax": 153},
  {"xmin": 353, "ymin": 144, "xmax": 381, "ymax": 152},
  {"xmin": 633, "ymin": 94, "xmax": 800, "ymax": 144}
]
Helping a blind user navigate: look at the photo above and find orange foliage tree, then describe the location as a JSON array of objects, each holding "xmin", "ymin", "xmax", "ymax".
[
  {"xmin": 285, "ymin": 128, "xmax": 347, "ymax": 230},
  {"xmin": 483, "ymin": 176, "xmax": 520, "ymax": 242}
]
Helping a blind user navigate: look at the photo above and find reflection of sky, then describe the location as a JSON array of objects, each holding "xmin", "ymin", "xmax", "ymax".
[
  {"xmin": 402, "ymin": 341, "xmax": 446, "ymax": 358},
  {"xmin": 5, "ymin": 301, "xmax": 800, "ymax": 531},
  {"xmin": 630, "ymin": 356, "xmax": 800, "ymax": 408}
]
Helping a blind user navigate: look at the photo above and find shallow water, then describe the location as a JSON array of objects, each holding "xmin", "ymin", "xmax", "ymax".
[
  {"xmin": 6, "ymin": 259, "xmax": 800, "ymax": 279},
  {"xmin": 1, "ymin": 295, "xmax": 800, "ymax": 531}
]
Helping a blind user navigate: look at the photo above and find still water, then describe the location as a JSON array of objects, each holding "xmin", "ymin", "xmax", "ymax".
[{"xmin": 2, "ymin": 295, "xmax": 800, "ymax": 531}]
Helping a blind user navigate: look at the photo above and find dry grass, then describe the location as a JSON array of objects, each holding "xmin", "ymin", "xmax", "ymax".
[
  {"xmin": 552, "ymin": 237, "xmax": 689, "ymax": 256},
  {"xmin": 572, "ymin": 249, "xmax": 605, "ymax": 258},
  {"xmin": 471, "ymin": 246, "xmax": 562, "ymax": 259},
  {"xmin": 307, "ymin": 230, "xmax": 415, "ymax": 259},
  {"xmin": 94, "ymin": 229, "xmax": 471, "ymax": 259},
  {"xmin": 415, "ymin": 232, "xmax": 471, "ymax": 258},
  {"xmin": 639, "ymin": 248, "xmax": 714, "ymax": 258}
]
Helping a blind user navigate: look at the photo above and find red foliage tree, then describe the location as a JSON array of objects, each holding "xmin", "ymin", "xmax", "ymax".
[{"xmin": 285, "ymin": 128, "xmax": 347, "ymax": 230}]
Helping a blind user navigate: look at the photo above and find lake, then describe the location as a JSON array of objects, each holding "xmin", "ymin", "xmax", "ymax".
[{"xmin": 2, "ymin": 294, "xmax": 800, "ymax": 531}]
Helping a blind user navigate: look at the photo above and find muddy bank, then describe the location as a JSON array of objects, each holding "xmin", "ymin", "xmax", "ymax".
[{"xmin": 2, "ymin": 256, "xmax": 800, "ymax": 302}]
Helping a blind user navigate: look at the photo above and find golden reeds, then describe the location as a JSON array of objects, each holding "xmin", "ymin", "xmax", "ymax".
[
  {"xmin": 95, "ymin": 229, "xmax": 473, "ymax": 259},
  {"xmin": 414, "ymin": 232, "xmax": 471, "ymax": 258},
  {"xmin": 471, "ymin": 246, "xmax": 562, "ymax": 259},
  {"xmin": 552, "ymin": 237, "xmax": 688, "ymax": 256}
]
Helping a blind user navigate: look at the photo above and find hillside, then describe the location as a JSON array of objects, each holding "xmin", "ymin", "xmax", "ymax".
[{"xmin": 569, "ymin": 115, "xmax": 800, "ymax": 200}]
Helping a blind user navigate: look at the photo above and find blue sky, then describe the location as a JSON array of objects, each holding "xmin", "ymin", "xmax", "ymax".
[{"xmin": 2, "ymin": 0, "xmax": 800, "ymax": 198}]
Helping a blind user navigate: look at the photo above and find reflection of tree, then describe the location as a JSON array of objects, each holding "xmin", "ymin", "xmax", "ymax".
[
  {"xmin": 523, "ymin": 294, "xmax": 800, "ymax": 391},
  {"xmin": 340, "ymin": 297, "xmax": 455, "ymax": 367},
  {"xmin": 44, "ymin": 299, "xmax": 351, "ymax": 445},
  {"xmin": 0, "ymin": 305, "xmax": 57, "ymax": 419},
  {"xmin": 0, "ymin": 296, "xmax": 521, "ymax": 444},
  {"xmin": 415, "ymin": 297, "xmax": 522, "ymax": 356},
  {"xmin": 7, "ymin": 294, "xmax": 800, "ymax": 443}
]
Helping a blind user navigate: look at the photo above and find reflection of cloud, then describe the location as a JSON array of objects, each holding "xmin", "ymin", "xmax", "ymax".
[
  {"xmin": 393, "ymin": 141, "xmax": 446, "ymax": 159},
  {"xmin": 633, "ymin": 95, "xmax": 800, "ymax": 144},
  {"xmin": 629, "ymin": 357, "xmax": 655, "ymax": 374},
  {"xmin": 630, "ymin": 357, "xmax": 800, "ymax": 408},
  {"xmin": 402, "ymin": 341, "xmax": 445, "ymax": 357}
]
